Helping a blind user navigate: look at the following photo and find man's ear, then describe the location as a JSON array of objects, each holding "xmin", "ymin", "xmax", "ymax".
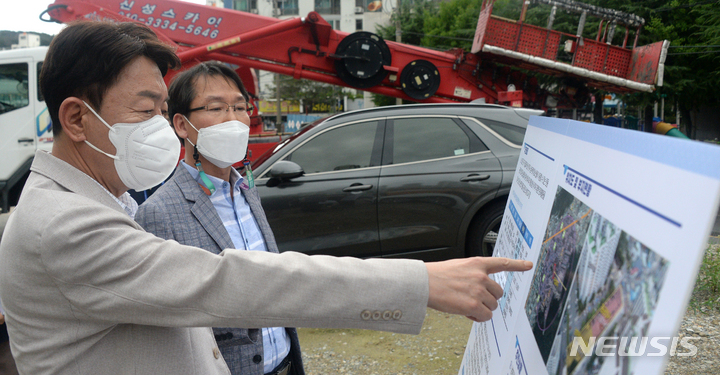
[
  {"xmin": 173, "ymin": 113, "xmax": 189, "ymax": 139},
  {"xmin": 57, "ymin": 97, "xmax": 89, "ymax": 143}
]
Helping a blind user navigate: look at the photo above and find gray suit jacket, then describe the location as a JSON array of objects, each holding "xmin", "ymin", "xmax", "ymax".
[
  {"xmin": 135, "ymin": 164, "xmax": 304, "ymax": 375},
  {"xmin": 0, "ymin": 151, "xmax": 429, "ymax": 375}
]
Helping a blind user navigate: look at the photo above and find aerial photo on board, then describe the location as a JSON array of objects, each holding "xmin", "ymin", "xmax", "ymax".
[{"xmin": 525, "ymin": 186, "xmax": 670, "ymax": 375}]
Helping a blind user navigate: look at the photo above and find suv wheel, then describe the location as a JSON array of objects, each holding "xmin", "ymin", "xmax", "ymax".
[{"xmin": 466, "ymin": 200, "xmax": 506, "ymax": 257}]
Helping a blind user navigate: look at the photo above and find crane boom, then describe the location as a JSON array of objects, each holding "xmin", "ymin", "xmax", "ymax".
[{"xmin": 42, "ymin": 0, "xmax": 667, "ymax": 109}]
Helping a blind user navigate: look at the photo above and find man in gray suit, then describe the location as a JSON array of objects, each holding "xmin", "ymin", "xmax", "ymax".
[
  {"xmin": 0, "ymin": 21, "xmax": 532, "ymax": 375},
  {"xmin": 135, "ymin": 62, "xmax": 305, "ymax": 375}
]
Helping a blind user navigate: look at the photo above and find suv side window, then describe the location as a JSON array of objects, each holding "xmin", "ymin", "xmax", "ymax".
[
  {"xmin": 0, "ymin": 63, "xmax": 29, "ymax": 115},
  {"xmin": 390, "ymin": 117, "xmax": 485, "ymax": 164},
  {"xmin": 475, "ymin": 117, "xmax": 526, "ymax": 146},
  {"xmin": 287, "ymin": 120, "xmax": 378, "ymax": 174}
]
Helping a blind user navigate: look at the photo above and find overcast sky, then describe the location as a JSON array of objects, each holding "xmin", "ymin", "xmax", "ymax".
[{"xmin": 2, "ymin": 0, "xmax": 208, "ymax": 35}]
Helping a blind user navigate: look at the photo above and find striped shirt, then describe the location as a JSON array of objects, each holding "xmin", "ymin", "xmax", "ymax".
[{"xmin": 181, "ymin": 161, "xmax": 290, "ymax": 373}]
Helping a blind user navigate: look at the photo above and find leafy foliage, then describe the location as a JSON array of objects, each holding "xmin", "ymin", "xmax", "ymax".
[
  {"xmin": 376, "ymin": 0, "xmax": 437, "ymax": 47},
  {"xmin": 420, "ymin": 0, "xmax": 482, "ymax": 49},
  {"xmin": 374, "ymin": 0, "xmax": 439, "ymax": 106},
  {"xmin": 692, "ymin": 244, "xmax": 720, "ymax": 312},
  {"xmin": 654, "ymin": 0, "xmax": 720, "ymax": 112},
  {"xmin": 371, "ymin": 0, "xmax": 720, "ymax": 117},
  {"xmin": 264, "ymin": 76, "xmax": 360, "ymax": 114}
]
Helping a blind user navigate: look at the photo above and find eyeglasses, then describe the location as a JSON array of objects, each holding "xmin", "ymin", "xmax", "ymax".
[{"xmin": 188, "ymin": 101, "xmax": 254, "ymax": 116}]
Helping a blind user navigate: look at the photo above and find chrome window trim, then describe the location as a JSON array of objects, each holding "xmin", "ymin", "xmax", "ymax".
[
  {"xmin": 458, "ymin": 116, "xmax": 523, "ymax": 148},
  {"xmin": 260, "ymin": 165, "xmax": 383, "ymax": 180},
  {"xmin": 381, "ymin": 150, "xmax": 493, "ymax": 170},
  {"xmin": 256, "ymin": 113, "xmax": 521, "ymax": 179}
]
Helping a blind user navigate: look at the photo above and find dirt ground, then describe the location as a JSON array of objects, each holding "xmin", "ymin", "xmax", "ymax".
[{"xmin": 297, "ymin": 309, "xmax": 472, "ymax": 374}]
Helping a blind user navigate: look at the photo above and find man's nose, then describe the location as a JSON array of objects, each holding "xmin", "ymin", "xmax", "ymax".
[{"xmin": 221, "ymin": 107, "xmax": 240, "ymax": 121}]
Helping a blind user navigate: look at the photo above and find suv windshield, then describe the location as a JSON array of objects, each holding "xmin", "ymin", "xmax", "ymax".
[{"xmin": 0, "ymin": 63, "xmax": 29, "ymax": 115}]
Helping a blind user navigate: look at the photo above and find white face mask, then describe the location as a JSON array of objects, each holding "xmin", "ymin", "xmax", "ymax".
[
  {"xmin": 184, "ymin": 117, "xmax": 250, "ymax": 169},
  {"xmin": 83, "ymin": 101, "xmax": 181, "ymax": 191}
]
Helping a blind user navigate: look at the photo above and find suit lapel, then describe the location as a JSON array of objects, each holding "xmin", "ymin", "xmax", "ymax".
[{"xmin": 174, "ymin": 165, "xmax": 235, "ymax": 251}]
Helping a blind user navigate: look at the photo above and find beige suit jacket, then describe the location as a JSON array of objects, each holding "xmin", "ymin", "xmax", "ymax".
[{"xmin": 0, "ymin": 151, "xmax": 428, "ymax": 375}]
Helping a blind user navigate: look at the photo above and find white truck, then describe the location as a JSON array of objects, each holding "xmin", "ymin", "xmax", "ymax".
[{"xmin": 0, "ymin": 47, "xmax": 53, "ymax": 213}]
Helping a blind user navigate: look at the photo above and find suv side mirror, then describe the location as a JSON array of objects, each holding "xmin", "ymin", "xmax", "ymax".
[{"xmin": 267, "ymin": 161, "xmax": 304, "ymax": 180}]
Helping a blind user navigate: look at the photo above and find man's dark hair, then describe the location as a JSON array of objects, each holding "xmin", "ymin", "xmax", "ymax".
[
  {"xmin": 40, "ymin": 21, "xmax": 180, "ymax": 135},
  {"xmin": 167, "ymin": 61, "xmax": 250, "ymax": 122}
]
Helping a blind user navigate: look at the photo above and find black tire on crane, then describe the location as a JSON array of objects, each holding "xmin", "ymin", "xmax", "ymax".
[
  {"xmin": 334, "ymin": 32, "xmax": 392, "ymax": 88},
  {"xmin": 400, "ymin": 59, "xmax": 441, "ymax": 100}
]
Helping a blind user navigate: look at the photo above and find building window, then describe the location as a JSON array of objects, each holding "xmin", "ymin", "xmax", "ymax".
[
  {"xmin": 233, "ymin": 0, "xmax": 257, "ymax": 12},
  {"xmin": 315, "ymin": 0, "xmax": 340, "ymax": 14},
  {"xmin": 330, "ymin": 20, "xmax": 340, "ymax": 30},
  {"xmin": 275, "ymin": 0, "xmax": 299, "ymax": 15},
  {"xmin": 356, "ymin": 19, "xmax": 363, "ymax": 31}
]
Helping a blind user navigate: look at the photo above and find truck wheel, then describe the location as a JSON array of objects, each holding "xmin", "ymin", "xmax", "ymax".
[{"xmin": 466, "ymin": 200, "xmax": 506, "ymax": 257}]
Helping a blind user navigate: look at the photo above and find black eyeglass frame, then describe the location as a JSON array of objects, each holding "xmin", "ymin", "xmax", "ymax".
[{"xmin": 187, "ymin": 101, "xmax": 255, "ymax": 114}]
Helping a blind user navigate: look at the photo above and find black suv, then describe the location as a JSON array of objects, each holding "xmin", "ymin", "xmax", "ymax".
[{"xmin": 250, "ymin": 103, "xmax": 543, "ymax": 261}]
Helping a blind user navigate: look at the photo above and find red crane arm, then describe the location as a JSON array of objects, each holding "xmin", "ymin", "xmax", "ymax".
[{"xmin": 43, "ymin": 0, "xmax": 667, "ymax": 109}]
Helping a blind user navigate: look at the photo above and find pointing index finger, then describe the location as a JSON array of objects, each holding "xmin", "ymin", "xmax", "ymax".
[{"xmin": 481, "ymin": 257, "xmax": 533, "ymax": 274}]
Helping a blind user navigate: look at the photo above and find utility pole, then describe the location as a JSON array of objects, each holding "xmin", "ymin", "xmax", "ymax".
[
  {"xmin": 395, "ymin": 0, "xmax": 402, "ymax": 105},
  {"xmin": 276, "ymin": 72, "xmax": 283, "ymax": 133},
  {"xmin": 394, "ymin": 0, "xmax": 401, "ymax": 45},
  {"xmin": 274, "ymin": 1, "xmax": 283, "ymax": 133}
]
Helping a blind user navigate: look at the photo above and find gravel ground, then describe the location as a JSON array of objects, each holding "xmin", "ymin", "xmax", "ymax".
[
  {"xmin": 298, "ymin": 309, "xmax": 471, "ymax": 374},
  {"xmin": 298, "ymin": 245, "xmax": 720, "ymax": 375},
  {"xmin": 664, "ymin": 306, "xmax": 720, "ymax": 375},
  {"xmin": 299, "ymin": 304, "xmax": 720, "ymax": 375},
  {"xmin": 665, "ymin": 243, "xmax": 720, "ymax": 375}
]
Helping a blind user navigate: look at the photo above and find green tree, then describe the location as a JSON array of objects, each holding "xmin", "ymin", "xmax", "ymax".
[
  {"xmin": 373, "ymin": 0, "xmax": 439, "ymax": 106},
  {"xmin": 579, "ymin": 0, "xmax": 720, "ymax": 135},
  {"xmin": 652, "ymin": 1, "xmax": 720, "ymax": 116},
  {"xmin": 376, "ymin": 0, "xmax": 437, "ymax": 47},
  {"xmin": 370, "ymin": 0, "xmax": 720, "ymax": 128},
  {"xmin": 419, "ymin": 0, "xmax": 481, "ymax": 49},
  {"xmin": 265, "ymin": 77, "xmax": 360, "ymax": 114}
]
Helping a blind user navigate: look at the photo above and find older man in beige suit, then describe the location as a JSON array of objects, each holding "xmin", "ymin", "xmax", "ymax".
[{"xmin": 0, "ymin": 21, "xmax": 532, "ymax": 375}]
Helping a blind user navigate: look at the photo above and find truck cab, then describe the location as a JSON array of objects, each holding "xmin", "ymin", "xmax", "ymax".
[{"xmin": 0, "ymin": 47, "xmax": 52, "ymax": 212}]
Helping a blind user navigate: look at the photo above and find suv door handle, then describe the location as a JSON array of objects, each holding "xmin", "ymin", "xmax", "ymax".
[
  {"xmin": 461, "ymin": 174, "xmax": 490, "ymax": 182},
  {"xmin": 18, "ymin": 138, "xmax": 34, "ymax": 144},
  {"xmin": 343, "ymin": 183, "xmax": 373, "ymax": 192}
]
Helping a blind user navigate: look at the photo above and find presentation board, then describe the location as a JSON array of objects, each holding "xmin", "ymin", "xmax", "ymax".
[{"xmin": 459, "ymin": 116, "xmax": 720, "ymax": 375}]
